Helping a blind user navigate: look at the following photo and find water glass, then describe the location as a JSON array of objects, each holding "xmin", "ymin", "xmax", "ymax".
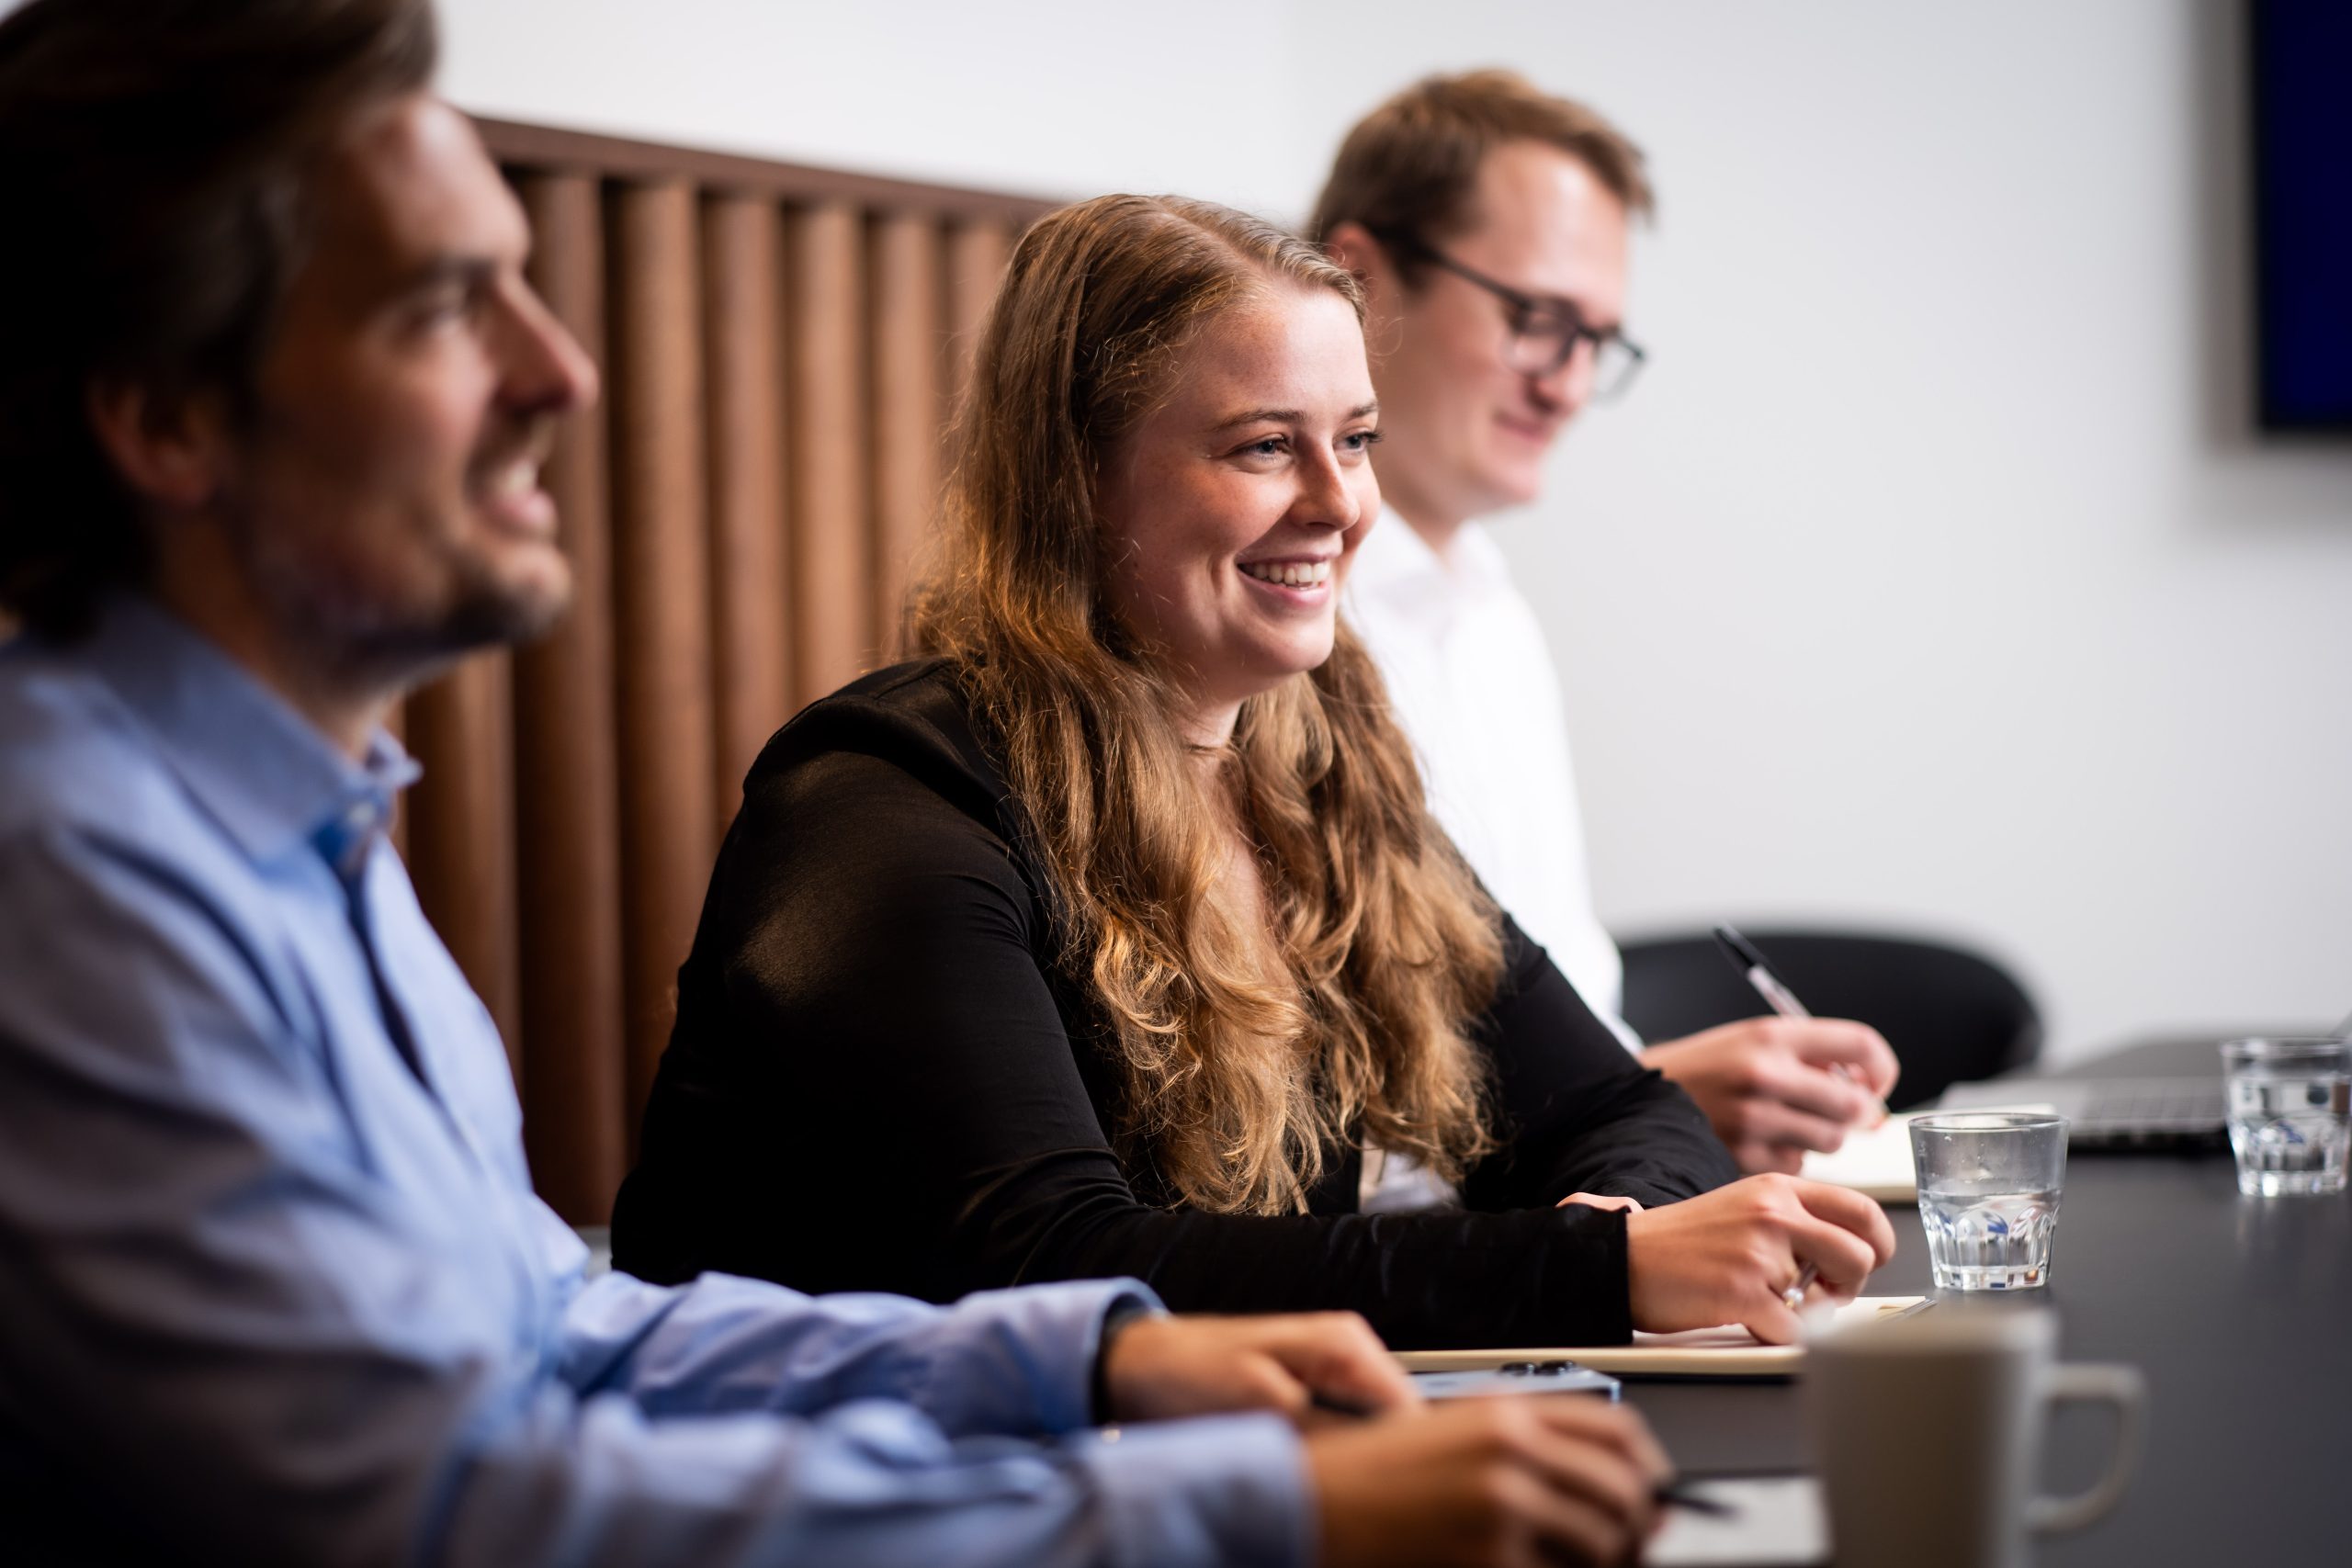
[
  {"xmin": 2221, "ymin": 1038, "xmax": 2350, "ymax": 1197},
  {"xmin": 1908, "ymin": 1112, "xmax": 2068, "ymax": 1292}
]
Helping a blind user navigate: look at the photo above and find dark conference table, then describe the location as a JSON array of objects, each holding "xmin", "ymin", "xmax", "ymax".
[{"xmin": 1630, "ymin": 1036, "xmax": 2352, "ymax": 1563}]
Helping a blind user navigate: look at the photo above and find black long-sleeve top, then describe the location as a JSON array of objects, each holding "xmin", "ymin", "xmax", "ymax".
[{"xmin": 611, "ymin": 661, "xmax": 1736, "ymax": 1348}]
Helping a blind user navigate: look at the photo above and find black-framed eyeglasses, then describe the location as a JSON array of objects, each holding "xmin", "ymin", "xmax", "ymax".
[{"xmin": 1372, "ymin": 228, "xmax": 1645, "ymax": 400}]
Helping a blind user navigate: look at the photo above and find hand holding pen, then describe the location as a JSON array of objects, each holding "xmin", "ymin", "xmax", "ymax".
[
  {"xmin": 1711, "ymin": 924, "xmax": 1893, "ymax": 1129},
  {"xmin": 1634, "ymin": 932, "xmax": 1900, "ymax": 1176},
  {"xmin": 1708, "ymin": 924, "xmax": 1891, "ymax": 1314}
]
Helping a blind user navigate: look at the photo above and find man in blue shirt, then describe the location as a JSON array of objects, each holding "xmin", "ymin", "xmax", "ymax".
[{"xmin": 0, "ymin": 3, "xmax": 1672, "ymax": 1565}]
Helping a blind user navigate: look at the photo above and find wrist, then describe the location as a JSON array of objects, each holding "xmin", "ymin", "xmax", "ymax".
[
  {"xmin": 1556, "ymin": 1197, "xmax": 1639, "ymax": 1344},
  {"xmin": 1091, "ymin": 1299, "xmax": 1168, "ymax": 1425}
]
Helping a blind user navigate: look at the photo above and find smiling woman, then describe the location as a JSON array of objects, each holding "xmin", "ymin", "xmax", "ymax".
[
  {"xmin": 1092, "ymin": 278, "xmax": 1380, "ymax": 739},
  {"xmin": 906, "ymin": 197, "xmax": 1510, "ymax": 1223},
  {"xmin": 608, "ymin": 195, "xmax": 1741, "ymax": 1348}
]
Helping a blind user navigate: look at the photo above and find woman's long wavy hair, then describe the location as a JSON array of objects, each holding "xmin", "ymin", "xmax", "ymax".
[{"xmin": 910, "ymin": 195, "xmax": 1505, "ymax": 1215}]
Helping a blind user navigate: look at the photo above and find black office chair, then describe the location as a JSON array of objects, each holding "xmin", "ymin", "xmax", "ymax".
[{"xmin": 1615, "ymin": 928, "xmax": 2042, "ymax": 1112}]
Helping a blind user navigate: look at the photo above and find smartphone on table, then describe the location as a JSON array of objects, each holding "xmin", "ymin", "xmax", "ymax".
[{"xmin": 1411, "ymin": 1360, "xmax": 1621, "ymax": 1402}]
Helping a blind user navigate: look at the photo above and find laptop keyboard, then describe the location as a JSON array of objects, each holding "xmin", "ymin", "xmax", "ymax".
[{"xmin": 2073, "ymin": 1077, "xmax": 2230, "ymax": 1148}]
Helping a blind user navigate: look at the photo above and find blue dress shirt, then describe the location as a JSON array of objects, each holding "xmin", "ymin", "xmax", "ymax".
[{"xmin": 0, "ymin": 598, "xmax": 1308, "ymax": 1568}]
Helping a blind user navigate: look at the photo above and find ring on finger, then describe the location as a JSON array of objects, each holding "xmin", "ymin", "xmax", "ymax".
[{"xmin": 1780, "ymin": 1263, "xmax": 1819, "ymax": 1312}]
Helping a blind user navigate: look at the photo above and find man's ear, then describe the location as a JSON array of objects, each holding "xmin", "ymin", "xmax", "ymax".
[
  {"xmin": 1324, "ymin": 222, "xmax": 1410, "ymax": 328},
  {"xmin": 84, "ymin": 378, "xmax": 232, "ymax": 512},
  {"xmin": 1321, "ymin": 221, "xmax": 1387, "ymax": 288}
]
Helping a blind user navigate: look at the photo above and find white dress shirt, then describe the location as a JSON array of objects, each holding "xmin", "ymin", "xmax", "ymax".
[{"xmin": 1346, "ymin": 512, "xmax": 1640, "ymax": 1052}]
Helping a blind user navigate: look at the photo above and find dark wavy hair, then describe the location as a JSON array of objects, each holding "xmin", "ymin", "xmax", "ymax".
[{"xmin": 0, "ymin": 0, "xmax": 438, "ymax": 641}]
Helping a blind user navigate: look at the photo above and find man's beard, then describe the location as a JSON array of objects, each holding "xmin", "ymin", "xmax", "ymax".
[{"xmin": 240, "ymin": 516, "xmax": 573, "ymax": 697}]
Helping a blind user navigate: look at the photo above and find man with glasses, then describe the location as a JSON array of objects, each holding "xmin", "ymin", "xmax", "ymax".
[{"xmin": 1315, "ymin": 72, "xmax": 1899, "ymax": 1181}]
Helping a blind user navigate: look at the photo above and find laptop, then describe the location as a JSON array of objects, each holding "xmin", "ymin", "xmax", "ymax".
[{"xmin": 1936, "ymin": 1077, "xmax": 2229, "ymax": 1150}]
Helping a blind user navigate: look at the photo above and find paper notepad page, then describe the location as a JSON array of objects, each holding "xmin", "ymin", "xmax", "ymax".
[
  {"xmin": 1801, "ymin": 1102, "xmax": 2062, "ymax": 1202},
  {"xmin": 1799, "ymin": 1114, "xmax": 1921, "ymax": 1201},
  {"xmin": 1393, "ymin": 1295, "xmax": 1928, "ymax": 1378},
  {"xmin": 1649, "ymin": 1476, "xmax": 1826, "ymax": 1566}
]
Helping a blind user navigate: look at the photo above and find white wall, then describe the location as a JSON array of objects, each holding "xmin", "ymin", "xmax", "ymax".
[
  {"xmin": 440, "ymin": 0, "xmax": 1316, "ymax": 216},
  {"xmin": 445, "ymin": 0, "xmax": 2352, "ymax": 1060}
]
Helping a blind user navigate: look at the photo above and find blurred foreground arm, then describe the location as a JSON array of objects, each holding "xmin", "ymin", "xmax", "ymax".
[
  {"xmin": 1306, "ymin": 1398, "xmax": 1669, "ymax": 1568},
  {"xmin": 0, "ymin": 824, "xmax": 1309, "ymax": 1568},
  {"xmin": 1100, "ymin": 1311, "xmax": 1419, "ymax": 1426}
]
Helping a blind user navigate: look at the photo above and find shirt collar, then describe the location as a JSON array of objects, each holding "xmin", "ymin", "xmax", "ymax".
[
  {"xmin": 76, "ymin": 594, "xmax": 420, "ymax": 874},
  {"xmin": 1349, "ymin": 509, "xmax": 1514, "ymax": 603}
]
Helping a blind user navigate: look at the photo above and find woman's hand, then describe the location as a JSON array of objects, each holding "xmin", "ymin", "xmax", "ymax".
[
  {"xmin": 1306, "ymin": 1397, "xmax": 1670, "ymax": 1568},
  {"xmin": 1100, "ymin": 1310, "xmax": 1419, "ymax": 1427},
  {"xmin": 1639, "ymin": 1018, "xmax": 1899, "ymax": 1174},
  {"xmin": 1624, "ymin": 1174, "xmax": 1896, "ymax": 1344}
]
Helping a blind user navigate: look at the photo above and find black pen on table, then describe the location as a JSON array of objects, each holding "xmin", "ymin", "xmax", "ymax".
[
  {"xmin": 1307, "ymin": 1396, "xmax": 1737, "ymax": 1517},
  {"xmin": 1653, "ymin": 1481, "xmax": 1738, "ymax": 1518}
]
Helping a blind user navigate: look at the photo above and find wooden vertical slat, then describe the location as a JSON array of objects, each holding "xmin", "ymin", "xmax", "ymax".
[
  {"xmin": 607, "ymin": 180, "xmax": 718, "ymax": 1143},
  {"xmin": 944, "ymin": 217, "xmax": 1014, "ymax": 412},
  {"xmin": 702, "ymin": 195, "xmax": 793, "ymax": 825},
  {"xmin": 786, "ymin": 202, "xmax": 869, "ymax": 707},
  {"xmin": 868, "ymin": 213, "xmax": 944, "ymax": 663},
  {"xmin": 403, "ymin": 657, "xmax": 523, "ymax": 1080},
  {"xmin": 512, "ymin": 170, "xmax": 629, "ymax": 1222},
  {"xmin": 382, "ymin": 698, "xmax": 410, "ymax": 863}
]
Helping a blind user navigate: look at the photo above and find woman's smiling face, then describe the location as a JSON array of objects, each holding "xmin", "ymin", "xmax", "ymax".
[{"xmin": 1094, "ymin": 279, "xmax": 1383, "ymax": 743}]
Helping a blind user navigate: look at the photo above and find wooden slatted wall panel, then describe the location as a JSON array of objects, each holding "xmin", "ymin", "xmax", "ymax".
[
  {"xmin": 513, "ymin": 172, "xmax": 629, "ymax": 1222},
  {"xmin": 403, "ymin": 655, "xmax": 523, "ymax": 1079},
  {"xmin": 382, "ymin": 700, "xmax": 409, "ymax": 862},
  {"xmin": 702, "ymin": 196, "xmax": 792, "ymax": 824},
  {"xmin": 786, "ymin": 203, "xmax": 871, "ymax": 707},
  {"xmin": 868, "ymin": 212, "xmax": 943, "ymax": 664},
  {"xmin": 946, "ymin": 218, "xmax": 1015, "ymax": 410},
  {"xmin": 608, "ymin": 180, "xmax": 718, "ymax": 1138},
  {"xmin": 390, "ymin": 118, "xmax": 1044, "ymax": 1221}
]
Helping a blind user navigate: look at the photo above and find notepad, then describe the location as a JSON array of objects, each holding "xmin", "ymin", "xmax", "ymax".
[
  {"xmin": 1798, "ymin": 1113, "xmax": 1925, "ymax": 1201},
  {"xmin": 1650, "ymin": 1475, "xmax": 1826, "ymax": 1566},
  {"xmin": 1801, "ymin": 1104, "xmax": 2060, "ymax": 1202},
  {"xmin": 1393, "ymin": 1295, "xmax": 1929, "ymax": 1378}
]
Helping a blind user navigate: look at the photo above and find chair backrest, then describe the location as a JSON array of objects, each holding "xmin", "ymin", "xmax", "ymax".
[{"xmin": 1615, "ymin": 928, "xmax": 2043, "ymax": 1111}]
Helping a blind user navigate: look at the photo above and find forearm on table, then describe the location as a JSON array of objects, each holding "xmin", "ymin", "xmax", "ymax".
[
  {"xmin": 424, "ymin": 1393, "xmax": 1310, "ymax": 1568},
  {"xmin": 559, "ymin": 1269, "xmax": 1158, "ymax": 1438},
  {"xmin": 978, "ymin": 1184, "xmax": 1637, "ymax": 1349}
]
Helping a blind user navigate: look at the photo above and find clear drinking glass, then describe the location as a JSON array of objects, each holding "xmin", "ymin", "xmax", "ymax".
[
  {"xmin": 1908, "ymin": 1112, "xmax": 2068, "ymax": 1292},
  {"xmin": 2221, "ymin": 1038, "xmax": 2351, "ymax": 1197}
]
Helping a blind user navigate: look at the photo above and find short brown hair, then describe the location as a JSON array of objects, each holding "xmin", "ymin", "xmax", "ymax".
[
  {"xmin": 0, "ymin": 0, "xmax": 438, "ymax": 641},
  {"xmin": 1307, "ymin": 68, "xmax": 1652, "ymax": 269}
]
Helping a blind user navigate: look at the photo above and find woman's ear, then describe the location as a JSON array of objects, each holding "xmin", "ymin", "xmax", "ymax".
[{"xmin": 84, "ymin": 378, "xmax": 232, "ymax": 513}]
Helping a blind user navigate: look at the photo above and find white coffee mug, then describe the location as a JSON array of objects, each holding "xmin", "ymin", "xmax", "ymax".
[{"xmin": 1803, "ymin": 1305, "xmax": 2144, "ymax": 1568}]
